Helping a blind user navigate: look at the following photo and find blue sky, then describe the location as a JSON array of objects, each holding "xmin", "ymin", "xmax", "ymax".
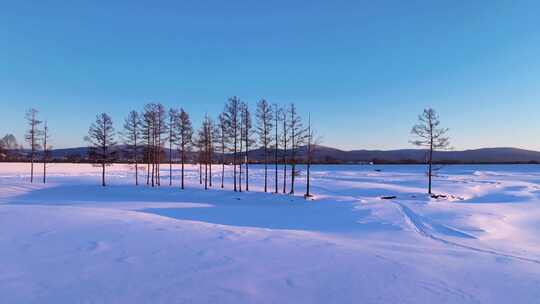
[{"xmin": 1, "ymin": 1, "xmax": 539, "ymax": 150}]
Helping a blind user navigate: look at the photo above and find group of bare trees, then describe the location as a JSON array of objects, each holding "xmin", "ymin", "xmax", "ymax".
[
  {"xmin": 20, "ymin": 102, "xmax": 449, "ymax": 197},
  {"xmin": 23, "ymin": 108, "xmax": 52, "ymax": 183},
  {"xmin": 82, "ymin": 99, "xmax": 316, "ymax": 198},
  {"xmin": 219, "ymin": 98, "xmax": 314, "ymax": 196},
  {"xmin": 18, "ymin": 104, "xmax": 449, "ymax": 196}
]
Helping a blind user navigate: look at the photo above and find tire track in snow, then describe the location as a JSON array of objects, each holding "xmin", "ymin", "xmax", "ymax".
[{"xmin": 394, "ymin": 201, "xmax": 540, "ymax": 265}]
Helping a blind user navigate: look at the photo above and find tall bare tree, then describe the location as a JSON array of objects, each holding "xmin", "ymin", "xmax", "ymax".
[
  {"xmin": 205, "ymin": 115, "xmax": 216, "ymax": 188},
  {"xmin": 86, "ymin": 113, "xmax": 117, "ymax": 186},
  {"xmin": 223, "ymin": 97, "xmax": 241, "ymax": 191},
  {"xmin": 142, "ymin": 105, "xmax": 155, "ymax": 186},
  {"xmin": 123, "ymin": 110, "xmax": 141, "ymax": 185},
  {"xmin": 280, "ymin": 108, "xmax": 289, "ymax": 194},
  {"xmin": 218, "ymin": 113, "xmax": 228, "ymax": 188},
  {"xmin": 197, "ymin": 115, "xmax": 213, "ymax": 190},
  {"xmin": 177, "ymin": 108, "xmax": 193, "ymax": 189},
  {"xmin": 42, "ymin": 121, "xmax": 51, "ymax": 184},
  {"xmin": 155, "ymin": 104, "xmax": 167, "ymax": 186},
  {"xmin": 256, "ymin": 99, "xmax": 273, "ymax": 192},
  {"xmin": 273, "ymin": 104, "xmax": 280, "ymax": 194},
  {"xmin": 25, "ymin": 108, "xmax": 42, "ymax": 183},
  {"xmin": 238, "ymin": 113, "xmax": 244, "ymax": 193},
  {"xmin": 410, "ymin": 108, "xmax": 450, "ymax": 194},
  {"xmin": 141, "ymin": 103, "xmax": 167, "ymax": 187},
  {"xmin": 142, "ymin": 108, "xmax": 153, "ymax": 185},
  {"xmin": 168, "ymin": 108, "xmax": 179, "ymax": 186},
  {"xmin": 288, "ymin": 103, "xmax": 304, "ymax": 195},
  {"xmin": 304, "ymin": 114, "xmax": 320, "ymax": 198},
  {"xmin": 240, "ymin": 102, "xmax": 253, "ymax": 191}
]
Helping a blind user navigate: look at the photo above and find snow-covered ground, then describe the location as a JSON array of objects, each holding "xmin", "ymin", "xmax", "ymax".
[{"xmin": 1, "ymin": 163, "xmax": 539, "ymax": 303}]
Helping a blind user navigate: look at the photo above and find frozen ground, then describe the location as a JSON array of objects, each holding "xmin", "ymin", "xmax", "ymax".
[{"xmin": 1, "ymin": 163, "xmax": 539, "ymax": 303}]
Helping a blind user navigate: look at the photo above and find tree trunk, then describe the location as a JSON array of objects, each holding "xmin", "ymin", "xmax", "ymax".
[
  {"xmin": 428, "ymin": 145, "xmax": 433, "ymax": 194},
  {"xmin": 290, "ymin": 163, "xmax": 295, "ymax": 194},
  {"xmin": 30, "ymin": 155, "xmax": 34, "ymax": 183},
  {"xmin": 181, "ymin": 150, "xmax": 185, "ymax": 189},
  {"xmin": 209, "ymin": 134, "xmax": 213, "ymax": 187},
  {"xmin": 151, "ymin": 131, "xmax": 155, "ymax": 187},
  {"xmin": 245, "ymin": 133, "xmax": 249, "ymax": 191},
  {"xmin": 239, "ymin": 136, "xmax": 243, "ymax": 192},
  {"xmin": 283, "ymin": 154, "xmax": 287, "ymax": 194},
  {"xmin": 204, "ymin": 155, "xmax": 208, "ymax": 190},
  {"xmin": 146, "ymin": 148, "xmax": 150, "ymax": 185},
  {"xmin": 306, "ymin": 163, "xmax": 311, "ymax": 197},
  {"xmin": 290, "ymin": 123, "xmax": 296, "ymax": 195},
  {"xmin": 102, "ymin": 161, "xmax": 106, "ymax": 187},
  {"xmin": 221, "ymin": 138, "xmax": 225, "ymax": 188},
  {"xmin": 135, "ymin": 151, "xmax": 138, "ymax": 186},
  {"xmin": 146, "ymin": 130, "xmax": 150, "ymax": 185},
  {"xmin": 264, "ymin": 146, "xmax": 267, "ymax": 192},
  {"xmin": 233, "ymin": 134, "xmax": 237, "ymax": 192},
  {"xmin": 209, "ymin": 158, "xmax": 213, "ymax": 187},
  {"xmin": 181, "ymin": 143, "xmax": 185, "ymax": 189},
  {"xmin": 169, "ymin": 141, "xmax": 173, "ymax": 186},
  {"xmin": 274, "ymin": 118, "xmax": 278, "ymax": 193},
  {"xmin": 42, "ymin": 131, "xmax": 46, "ymax": 184}
]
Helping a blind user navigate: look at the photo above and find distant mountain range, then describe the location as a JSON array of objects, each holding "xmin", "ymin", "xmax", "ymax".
[{"xmin": 19, "ymin": 145, "xmax": 540, "ymax": 164}]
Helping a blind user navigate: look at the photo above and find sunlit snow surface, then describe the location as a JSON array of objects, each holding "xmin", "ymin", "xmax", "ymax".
[{"xmin": 1, "ymin": 163, "xmax": 539, "ymax": 303}]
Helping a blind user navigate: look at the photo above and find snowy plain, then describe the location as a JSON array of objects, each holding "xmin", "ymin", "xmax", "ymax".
[{"xmin": 1, "ymin": 162, "xmax": 540, "ymax": 303}]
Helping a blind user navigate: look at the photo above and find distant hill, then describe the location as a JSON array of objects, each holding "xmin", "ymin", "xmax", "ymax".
[{"xmin": 13, "ymin": 145, "xmax": 537, "ymax": 164}]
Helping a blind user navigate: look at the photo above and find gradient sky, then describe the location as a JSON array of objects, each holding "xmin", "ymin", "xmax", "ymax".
[{"xmin": 1, "ymin": 1, "xmax": 539, "ymax": 150}]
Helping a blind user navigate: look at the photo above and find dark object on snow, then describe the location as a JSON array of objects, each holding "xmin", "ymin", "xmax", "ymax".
[
  {"xmin": 430, "ymin": 194, "xmax": 447, "ymax": 199},
  {"xmin": 375, "ymin": 169, "xmax": 382, "ymax": 172},
  {"xmin": 381, "ymin": 196, "xmax": 397, "ymax": 200}
]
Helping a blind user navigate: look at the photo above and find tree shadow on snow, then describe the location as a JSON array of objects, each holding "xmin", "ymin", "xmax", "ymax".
[{"xmin": 9, "ymin": 183, "xmax": 400, "ymax": 233}]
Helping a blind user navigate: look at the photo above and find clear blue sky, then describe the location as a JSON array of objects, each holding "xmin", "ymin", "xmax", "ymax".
[{"xmin": 1, "ymin": 1, "xmax": 539, "ymax": 150}]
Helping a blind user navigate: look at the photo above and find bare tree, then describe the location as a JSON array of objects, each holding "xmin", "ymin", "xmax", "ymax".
[
  {"xmin": 304, "ymin": 114, "xmax": 321, "ymax": 198},
  {"xmin": 197, "ymin": 114, "xmax": 213, "ymax": 190},
  {"xmin": 273, "ymin": 104, "xmax": 280, "ymax": 194},
  {"xmin": 223, "ymin": 97, "xmax": 241, "ymax": 191},
  {"xmin": 168, "ymin": 108, "xmax": 179, "ymax": 186},
  {"xmin": 281, "ymin": 108, "xmax": 289, "ymax": 194},
  {"xmin": 240, "ymin": 102, "xmax": 253, "ymax": 191},
  {"xmin": 42, "ymin": 121, "xmax": 51, "ymax": 184},
  {"xmin": 205, "ymin": 115, "xmax": 216, "ymax": 188},
  {"xmin": 142, "ymin": 105, "xmax": 155, "ymax": 186},
  {"xmin": 123, "ymin": 110, "xmax": 141, "ymax": 185},
  {"xmin": 239, "ymin": 112, "xmax": 243, "ymax": 193},
  {"xmin": 155, "ymin": 104, "xmax": 167, "ymax": 186},
  {"xmin": 198, "ymin": 145, "xmax": 203, "ymax": 185},
  {"xmin": 256, "ymin": 99, "xmax": 273, "ymax": 192},
  {"xmin": 410, "ymin": 108, "xmax": 450, "ymax": 194},
  {"xmin": 288, "ymin": 103, "xmax": 304, "ymax": 195},
  {"xmin": 141, "ymin": 108, "xmax": 153, "ymax": 185},
  {"xmin": 86, "ymin": 113, "xmax": 117, "ymax": 186},
  {"xmin": 25, "ymin": 108, "xmax": 42, "ymax": 183},
  {"xmin": 218, "ymin": 113, "xmax": 228, "ymax": 188},
  {"xmin": 177, "ymin": 108, "xmax": 193, "ymax": 189},
  {"xmin": 141, "ymin": 103, "xmax": 167, "ymax": 187}
]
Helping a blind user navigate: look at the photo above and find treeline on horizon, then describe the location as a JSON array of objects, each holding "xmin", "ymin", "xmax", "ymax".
[{"xmin": 3, "ymin": 150, "xmax": 539, "ymax": 165}]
